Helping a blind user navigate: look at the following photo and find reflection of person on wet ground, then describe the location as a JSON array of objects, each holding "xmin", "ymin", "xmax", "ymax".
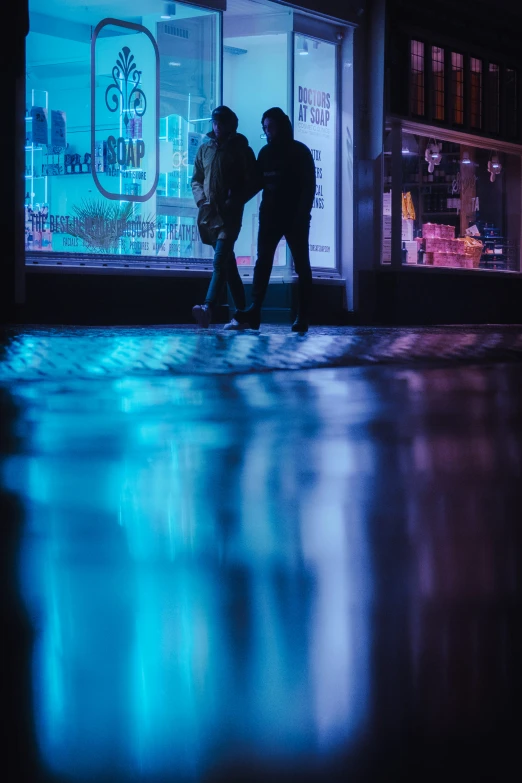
[
  {"xmin": 191, "ymin": 106, "xmax": 257, "ymax": 329},
  {"xmin": 225, "ymin": 107, "xmax": 316, "ymax": 334}
]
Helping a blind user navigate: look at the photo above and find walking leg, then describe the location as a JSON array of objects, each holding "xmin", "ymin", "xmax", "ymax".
[
  {"xmin": 285, "ymin": 218, "xmax": 312, "ymax": 330},
  {"xmin": 226, "ymin": 249, "xmax": 246, "ymax": 311},
  {"xmin": 250, "ymin": 221, "xmax": 284, "ymax": 311},
  {"xmin": 204, "ymin": 238, "xmax": 230, "ymax": 307}
]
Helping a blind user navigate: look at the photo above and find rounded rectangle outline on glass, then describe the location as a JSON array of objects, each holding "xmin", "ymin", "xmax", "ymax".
[{"xmin": 91, "ymin": 18, "xmax": 159, "ymax": 203}]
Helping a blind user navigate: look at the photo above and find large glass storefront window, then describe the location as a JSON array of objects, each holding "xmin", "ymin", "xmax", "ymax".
[
  {"xmin": 25, "ymin": 0, "xmax": 345, "ymax": 273},
  {"xmin": 383, "ymin": 129, "xmax": 521, "ymax": 271},
  {"xmin": 26, "ymin": 0, "xmax": 220, "ymax": 262}
]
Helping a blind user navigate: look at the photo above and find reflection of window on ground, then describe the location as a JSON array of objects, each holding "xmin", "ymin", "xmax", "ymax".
[{"xmin": 223, "ymin": 0, "xmax": 291, "ymax": 268}]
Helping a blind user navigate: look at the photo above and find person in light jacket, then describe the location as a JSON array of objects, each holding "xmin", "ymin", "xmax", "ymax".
[
  {"xmin": 225, "ymin": 106, "xmax": 316, "ymax": 333},
  {"xmin": 191, "ymin": 106, "xmax": 257, "ymax": 328}
]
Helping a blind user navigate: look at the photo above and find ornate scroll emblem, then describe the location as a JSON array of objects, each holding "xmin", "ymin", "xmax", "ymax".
[{"xmin": 105, "ymin": 46, "xmax": 147, "ymax": 128}]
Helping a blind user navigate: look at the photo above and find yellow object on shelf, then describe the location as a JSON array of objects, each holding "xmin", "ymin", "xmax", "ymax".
[{"xmin": 402, "ymin": 191, "xmax": 416, "ymax": 221}]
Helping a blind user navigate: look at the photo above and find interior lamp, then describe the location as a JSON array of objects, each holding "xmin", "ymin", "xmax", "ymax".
[
  {"xmin": 161, "ymin": 3, "xmax": 176, "ymax": 19},
  {"xmin": 425, "ymin": 140, "xmax": 442, "ymax": 173},
  {"xmin": 488, "ymin": 153, "xmax": 502, "ymax": 182},
  {"xmin": 297, "ymin": 38, "xmax": 309, "ymax": 55},
  {"xmin": 461, "ymin": 150, "xmax": 471, "ymax": 164}
]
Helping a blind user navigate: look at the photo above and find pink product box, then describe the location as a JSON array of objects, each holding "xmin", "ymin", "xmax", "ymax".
[
  {"xmin": 428, "ymin": 238, "xmax": 460, "ymax": 252},
  {"xmin": 440, "ymin": 224, "xmax": 456, "ymax": 239},
  {"xmin": 425, "ymin": 238, "xmax": 445, "ymax": 252},
  {"xmin": 423, "ymin": 223, "xmax": 456, "ymax": 240},
  {"xmin": 448, "ymin": 239, "xmax": 461, "ymax": 253},
  {"xmin": 422, "ymin": 222, "xmax": 441, "ymax": 238}
]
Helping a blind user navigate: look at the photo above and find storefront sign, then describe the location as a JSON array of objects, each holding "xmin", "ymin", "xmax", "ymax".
[
  {"xmin": 293, "ymin": 38, "xmax": 337, "ymax": 269},
  {"xmin": 91, "ymin": 18, "xmax": 159, "ymax": 202}
]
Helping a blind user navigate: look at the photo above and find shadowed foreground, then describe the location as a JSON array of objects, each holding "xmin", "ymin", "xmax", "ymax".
[{"xmin": 2, "ymin": 355, "xmax": 521, "ymax": 782}]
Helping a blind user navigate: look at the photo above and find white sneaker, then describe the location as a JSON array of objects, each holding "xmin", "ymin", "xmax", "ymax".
[
  {"xmin": 192, "ymin": 304, "xmax": 212, "ymax": 328},
  {"xmin": 223, "ymin": 318, "xmax": 249, "ymax": 331}
]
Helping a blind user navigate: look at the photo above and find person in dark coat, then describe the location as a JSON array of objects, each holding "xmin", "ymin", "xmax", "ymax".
[
  {"xmin": 191, "ymin": 106, "xmax": 256, "ymax": 328},
  {"xmin": 225, "ymin": 106, "xmax": 316, "ymax": 333}
]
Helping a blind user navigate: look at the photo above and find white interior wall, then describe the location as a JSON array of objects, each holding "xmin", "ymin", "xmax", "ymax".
[{"xmin": 223, "ymin": 33, "xmax": 288, "ymax": 260}]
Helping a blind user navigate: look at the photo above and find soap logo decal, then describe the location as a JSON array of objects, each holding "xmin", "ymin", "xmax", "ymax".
[
  {"xmin": 91, "ymin": 18, "xmax": 159, "ymax": 202},
  {"xmin": 105, "ymin": 45, "xmax": 147, "ymax": 128}
]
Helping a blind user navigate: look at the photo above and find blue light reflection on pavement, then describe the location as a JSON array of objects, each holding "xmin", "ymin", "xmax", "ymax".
[{"xmin": 3, "ymin": 370, "xmax": 374, "ymax": 781}]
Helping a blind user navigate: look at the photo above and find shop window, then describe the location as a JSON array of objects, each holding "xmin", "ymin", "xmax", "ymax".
[
  {"xmin": 25, "ymin": 0, "xmax": 345, "ymax": 272},
  {"xmin": 391, "ymin": 132, "xmax": 520, "ymax": 272},
  {"xmin": 431, "ymin": 47, "xmax": 445, "ymax": 122},
  {"xmin": 505, "ymin": 68, "xmax": 518, "ymax": 138},
  {"xmin": 470, "ymin": 58, "xmax": 483, "ymax": 130},
  {"xmin": 487, "ymin": 63, "xmax": 500, "ymax": 134},
  {"xmin": 451, "ymin": 52, "xmax": 464, "ymax": 125},
  {"xmin": 410, "ymin": 40, "xmax": 425, "ymax": 117},
  {"xmin": 25, "ymin": 0, "xmax": 220, "ymax": 262}
]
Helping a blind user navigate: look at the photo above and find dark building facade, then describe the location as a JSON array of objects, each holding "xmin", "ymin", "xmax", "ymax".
[{"xmin": 362, "ymin": 0, "xmax": 522, "ymax": 323}]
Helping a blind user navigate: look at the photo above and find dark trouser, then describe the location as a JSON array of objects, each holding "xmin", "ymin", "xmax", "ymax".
[
  {"xmin": 204, "ymin": 237, "xmax": 246, "ymax": 310},
  {"xmin": 251, "ymin": 215, "xmax": 313, "ymax": 318}
]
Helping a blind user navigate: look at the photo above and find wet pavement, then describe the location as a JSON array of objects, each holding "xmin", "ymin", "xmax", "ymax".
[
  {"xmin": 1, "ymin": 324, "xmax": 522, "ymax": 379},
  {"xmin": 1, "ymin": 326, "xmax": 522, "ymax": 782}
]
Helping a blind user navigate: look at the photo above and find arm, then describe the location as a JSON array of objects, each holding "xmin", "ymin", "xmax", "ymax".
[
  {"xmin": 243, "ymin": 146, "xmax": 262, "ymax": 204},
  {"xmin": 191, "ymin": 147, "xmax": 206, "ymax": 207},
  {"xmin": 295, "ymin": 144, "xmax": 316, "ymax": 216}
]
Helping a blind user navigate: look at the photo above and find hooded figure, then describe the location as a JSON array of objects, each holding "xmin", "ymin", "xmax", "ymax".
[
  {"xmin": 256, "ymin": 107, "xmax": 316, "ymax": 222},
  {"xmin": 191, "ymin": 106, "xmax": 257, "ymax": 328},
  {"xmin": 192, "ymin": 107, "xmax": 256, "ymax": 246},
  {"xmin": 225, "ymin": 107, "xmax": 316, "ymax": 333}
]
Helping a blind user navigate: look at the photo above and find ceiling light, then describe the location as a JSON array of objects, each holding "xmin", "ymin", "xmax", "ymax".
[
  {"xmin": 161, "ymin": 2, "xmax": 176, "ymax": 20},
  {"xmin": 488, "ymin": 153, "xmax": 502, "ymax": 182},
  {"xmin": 462, "ymin": 150, "xmax": 471, "ymax": 164},
  {"xmin": 297, "ymin": 38, "xmax": 309, "ymax": 56}
]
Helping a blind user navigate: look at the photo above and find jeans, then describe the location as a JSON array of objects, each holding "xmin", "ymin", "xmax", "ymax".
[
  {"xmin": 205, "ymin": 237, "xmax": 246, "ymax": 310},
  {"xmin": 251, "ymin": 215, "xmax": 313, "ymax": 318}
]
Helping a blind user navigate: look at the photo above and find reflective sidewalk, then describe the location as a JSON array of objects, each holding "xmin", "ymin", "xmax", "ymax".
[
  {"xmin": 1, "ymin": 331, "xmax": 521, "ymax": 782},
  {"xmin": 1, "ymin": 324, "xmax": 522, "ymax": 379}
]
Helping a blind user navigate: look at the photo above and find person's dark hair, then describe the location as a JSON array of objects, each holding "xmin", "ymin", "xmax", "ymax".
[
  {"xmin": 212, "ymin": 105, "xmax": 238, "ymax": 131},
  {"xmin": 261, "ymin": 107, "xmax": 294, "ymax": 140}
]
